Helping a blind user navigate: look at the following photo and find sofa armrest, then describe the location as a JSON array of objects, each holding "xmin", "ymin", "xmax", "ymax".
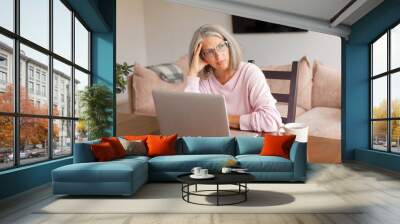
[
  {"xmin": 289, "ymin": 141, "xmax": 307, "ymax": 181},
  {"xmin": 73, "ymin": 140, "xmax": 100, "ymax": 163}
]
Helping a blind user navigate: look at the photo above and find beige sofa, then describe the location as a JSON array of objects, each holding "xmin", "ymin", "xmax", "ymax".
[
  {"xmin": 262, "ymin": 56, "xmax": 341, "ymax": 163},
  {"xmin": 118, "ymin": 56, "xmax": 189, "ymax": 136},
  {"xmin": 126, "ymin": 56, "xmax": 341, "ymax": 163}
]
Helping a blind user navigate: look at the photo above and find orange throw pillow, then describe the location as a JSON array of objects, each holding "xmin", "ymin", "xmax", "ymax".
[
  {"xmin": 260, "ymin": 134, "xmax": 296, "ymax": 159},
  {"xmin": 124, "ymin": 135, "xmax": 148, "ymax": 141},
  {"xmin": 101, "ymin": 137, "xmax": 127, "ymax": 158},
  {"xmin": 91, "ymin": 142, "xmax": 117, "ymax": 161},
  {"xmin": 146, "ymin": 134, "xmax": 178, "ymax": 157}
]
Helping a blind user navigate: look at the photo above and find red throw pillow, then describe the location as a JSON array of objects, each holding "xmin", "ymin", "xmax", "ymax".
[
  {"xmin": 91, "ymin": 142, "xmax": 117, "ymax": 161},
  {"xmin": 146, "ymin": 134, "xmax": 178, "ymax": 157},
  {"xmin": 101, "ymin": 137, "xmax": 127, "ymax": 158},
  {"xmin": 260, "ymin": 134, "xmax": 296, "ymax": 159}
]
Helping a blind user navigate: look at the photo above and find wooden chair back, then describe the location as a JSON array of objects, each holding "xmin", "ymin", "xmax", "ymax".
[{"xmin": 248, "ymin": 60, "xmax": 299, "ymax": 124}]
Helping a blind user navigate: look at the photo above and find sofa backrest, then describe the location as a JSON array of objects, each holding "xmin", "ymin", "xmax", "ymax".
[
  {"xmin": 235, "ymin": 136, "xmax": 264, "ymax": 155},
  {"xmin": 311, "ymin": 60, "xmax": 341, "ymax": 108},
  {"xmin": 73, "ymin": 139, "xmax": 100, "ymax": 163},
  {"xmin": 74, "ymin": 137, "xmax": 237, "ymax": 163},
  {"xmin": 177, "ymin": 137, "xmax": 236, "ymax": 155},
  {"xmin": 128, "ymin": 63, "xmax": 187, "ymax": 116}
]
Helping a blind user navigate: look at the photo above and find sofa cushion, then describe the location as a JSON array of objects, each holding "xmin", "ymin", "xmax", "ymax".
[
  {"xmin": 116, "ymin": 155, "xmax": 150, "ymax": 163},
  {"xmin": 276, "ymin": 102, "xmax": 306, "ymax": 118},
  {"xmin": 148, "ymin": 154, "xmax": 235, "ymax": 172},
  {"xmin": 101, "ymin": 137, "xmax": 127, "ymax": 158},
  {"xmin": 177, "ymin": 137, "xmax": 236, "ymax": 155},
  {"xmin": 123, "ymin": 135, "xmax": 148, "ymax": 141},
  {"xmin": 260, "ymin": 134, "xmax": 296, "ymax": 159},
  {"xmin": 91, "ymin": 142, "xmax": 118, "ymax": 162},
  {"xmin": 147, "ymin": 63, "xmax": 184, "ymax": 84},
  {"xmin": 147, "ymin": 134, "xmax": 178, "ymax": 157},
  {"xmin": 119, "ymin": 138, "xmax": 147, "ymax": 156},
  {"xmin": 236, "ymin": 155, "xmax": 293, "ymax": 172},
  {"xmin": 261, "ymin": 56, "xmax": 313, "ymax": 110},
  {"xmin": 129, "ymin": 63, "xmax": 187, "ymax": 116},
  {"xmin": 52, "ymin": 159, "xmax": 147, "ymax": 183},
  {"xmin": 235, "ymin": 136, "xmax": 264, "ymax": 155},
  {"xmin": 295, "ymin": 107, "xmax": 341, "ymax": 139},
  {"xmin": 312, "ymin": 60, "xmax": 341, "ymax": 108},
  {"xmin": 175, "ymin": 54, "xmax": 189, "ymax": 75}
]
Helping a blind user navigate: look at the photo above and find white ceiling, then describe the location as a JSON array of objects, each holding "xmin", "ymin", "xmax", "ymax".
[
  {"xmin": 226, "ymin": 0, "xmax": 352, "ymax": 23},
  {"xmin": 166, "ymin": 0, "xmax": 384, "ymax": 38}
]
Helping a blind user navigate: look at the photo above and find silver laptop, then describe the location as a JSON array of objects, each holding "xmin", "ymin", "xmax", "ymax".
[{"xmin": 152, "ymin": 90, "xmax": 259, "ymax": 137}]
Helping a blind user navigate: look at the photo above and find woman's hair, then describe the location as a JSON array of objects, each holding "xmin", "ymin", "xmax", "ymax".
[{"xmin": 189, "ymin": 24, "xmax": 242, "ymax": 75}]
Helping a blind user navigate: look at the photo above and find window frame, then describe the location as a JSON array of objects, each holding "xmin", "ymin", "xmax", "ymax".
[
  {"xmin": 0, "ymin": 53, "xmax": 7, "ymax": 68},
  {"xmin": 370, "ymin": 21, "xmax": 400, "ymax": 154},
  {"xmin": 0, "ymin": 53, "xmax": 8, "ymax": 89},
  {"xmin": 0, "ymin": 71, "xmax": 7, "ymax": 85},
  {"xmin": 0, "ymin": 0, "xmax": 92, "ymax": 171}
]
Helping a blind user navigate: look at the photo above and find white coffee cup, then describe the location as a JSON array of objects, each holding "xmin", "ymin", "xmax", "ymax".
[
  {"xmin": 221, "ymin": 167, "xmax": 232, "ymax": 173},
  {"xmin": 191, "ymin": 167, "xmax": 202, "ymax": 176},
  {"xmin": 199, "ymin": 169, "xmax": 208, "ymax": 176},
  {"xmin": 278, "ymin": 123, "xmax": 309, "ymax": 143}
]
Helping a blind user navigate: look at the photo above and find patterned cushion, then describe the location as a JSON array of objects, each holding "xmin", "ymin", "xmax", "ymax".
[
  {"xmin": 146, "ymin": 63, "xmax": 184, "ymax": 84},
  {"xmin": 129, "ymin": 63, "xmax": 187, "ymax": 116},
  {"xmin": 119, "ymin": 137, "xmax": 147, "ymax": 156}
]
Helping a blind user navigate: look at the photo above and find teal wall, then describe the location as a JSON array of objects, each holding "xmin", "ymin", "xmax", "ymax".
[
  {"xmin": 92, "ymin": 32, "xmax": 115, "ymax": 136},
  {"xmin": 0, "ymin": 158, "xmax": 72, "ymax": 199},
  {"xmin": 0, "ymin": 0, "xmax": 116, "ymax": 200},
  {"xmin": 344, "ymin": 0, "xmax": 400, "ymax": 171},
  {"xmin": 343, "ymin": 43, "xmax": 370, "ymax": 160},
  {"xmin": 91, "ymin": 0, "xmax": 116, "ymax": 136},
  {"xmin": 355, "ymin": 149, "xmax": 400, "ymax": 172},
  {"xmin": 69, "ymin": 0, "xmax": 116, "ymax": 136}
]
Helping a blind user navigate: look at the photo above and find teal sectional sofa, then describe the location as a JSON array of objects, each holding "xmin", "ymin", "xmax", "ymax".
[{"xmin": 52, "ymin": 137, "xmax": 307, "ymax": 196}]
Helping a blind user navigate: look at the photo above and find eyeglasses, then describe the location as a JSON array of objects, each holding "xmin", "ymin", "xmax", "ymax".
[{"xmin": 201, "ymin": 41, "xmax": 229, "ymax": 59}]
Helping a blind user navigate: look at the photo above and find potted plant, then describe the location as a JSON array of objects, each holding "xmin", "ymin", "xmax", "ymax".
[
  {"xmin": 79, "ymin": 84, "xmax": 113, "ymax": 140},
  {"xmin": 116, "ymin": 62, "xmax": 133, "ymax": 93},
  {"xmin": 75, "ymin": 120, "xmax": 88, "ymax": 142}
]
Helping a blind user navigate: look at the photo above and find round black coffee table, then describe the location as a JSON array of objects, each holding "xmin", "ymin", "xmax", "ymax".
[{"xmin": 177, "ymin": 173, "xmax": 255, "ymax": 206}]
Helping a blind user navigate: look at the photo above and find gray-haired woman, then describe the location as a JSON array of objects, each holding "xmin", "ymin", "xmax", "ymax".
[{"xmin": 184, "ymin": 24, "xmax": 282, "ymax": 133}]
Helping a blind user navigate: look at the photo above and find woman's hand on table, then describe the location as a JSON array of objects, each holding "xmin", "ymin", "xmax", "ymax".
[{"xmin": 228, "ymin": 115, "xmax": 240, "ymax": 129}]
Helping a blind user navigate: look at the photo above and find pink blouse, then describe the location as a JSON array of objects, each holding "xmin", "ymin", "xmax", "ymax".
[{"xmin": 184, "ymin": 62, "xmax": 283, "ymax": 132}]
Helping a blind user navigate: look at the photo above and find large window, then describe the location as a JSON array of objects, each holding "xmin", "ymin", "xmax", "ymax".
[
  {"xmin": 0, "ymin": 0, "xmax": 14, "ymax": 32},
  {"xmin": 0, "ymin": 0, "xmax": 91, "ymax": 171},
  {"xmin": 370, "ymin": 23, "xmax": 400, "ymax": 154}
]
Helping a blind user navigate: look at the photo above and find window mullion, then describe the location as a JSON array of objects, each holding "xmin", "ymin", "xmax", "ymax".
[
  {"xmin": 13, "ymin": 0, "xmax": 20, "ymax": 167},
  {"xmin": 48, "ymin": 0, "xmax": 54, "ymax": 160},
  {"xmin": 370, "ymin": 45, "xmax": 373, "ymax": 149},
  {"xmin": 88, "ymin": 31, "xmax": 91, "ymax": 74},
  {"xmin": 387, "ymin": 29, "xmax": 392, "ymax": 152},
  {"xmin": 388, "ymin": 30, "xmax": 392, "ymax": 152},
  {"xmin": 71, "ymin": 10, "xmax": 76, "ymax": 153}
]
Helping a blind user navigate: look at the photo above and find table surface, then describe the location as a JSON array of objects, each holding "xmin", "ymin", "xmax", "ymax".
[{"xmin": 177, "ymin": 172, "xmax": 255, "ymax": 185}]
